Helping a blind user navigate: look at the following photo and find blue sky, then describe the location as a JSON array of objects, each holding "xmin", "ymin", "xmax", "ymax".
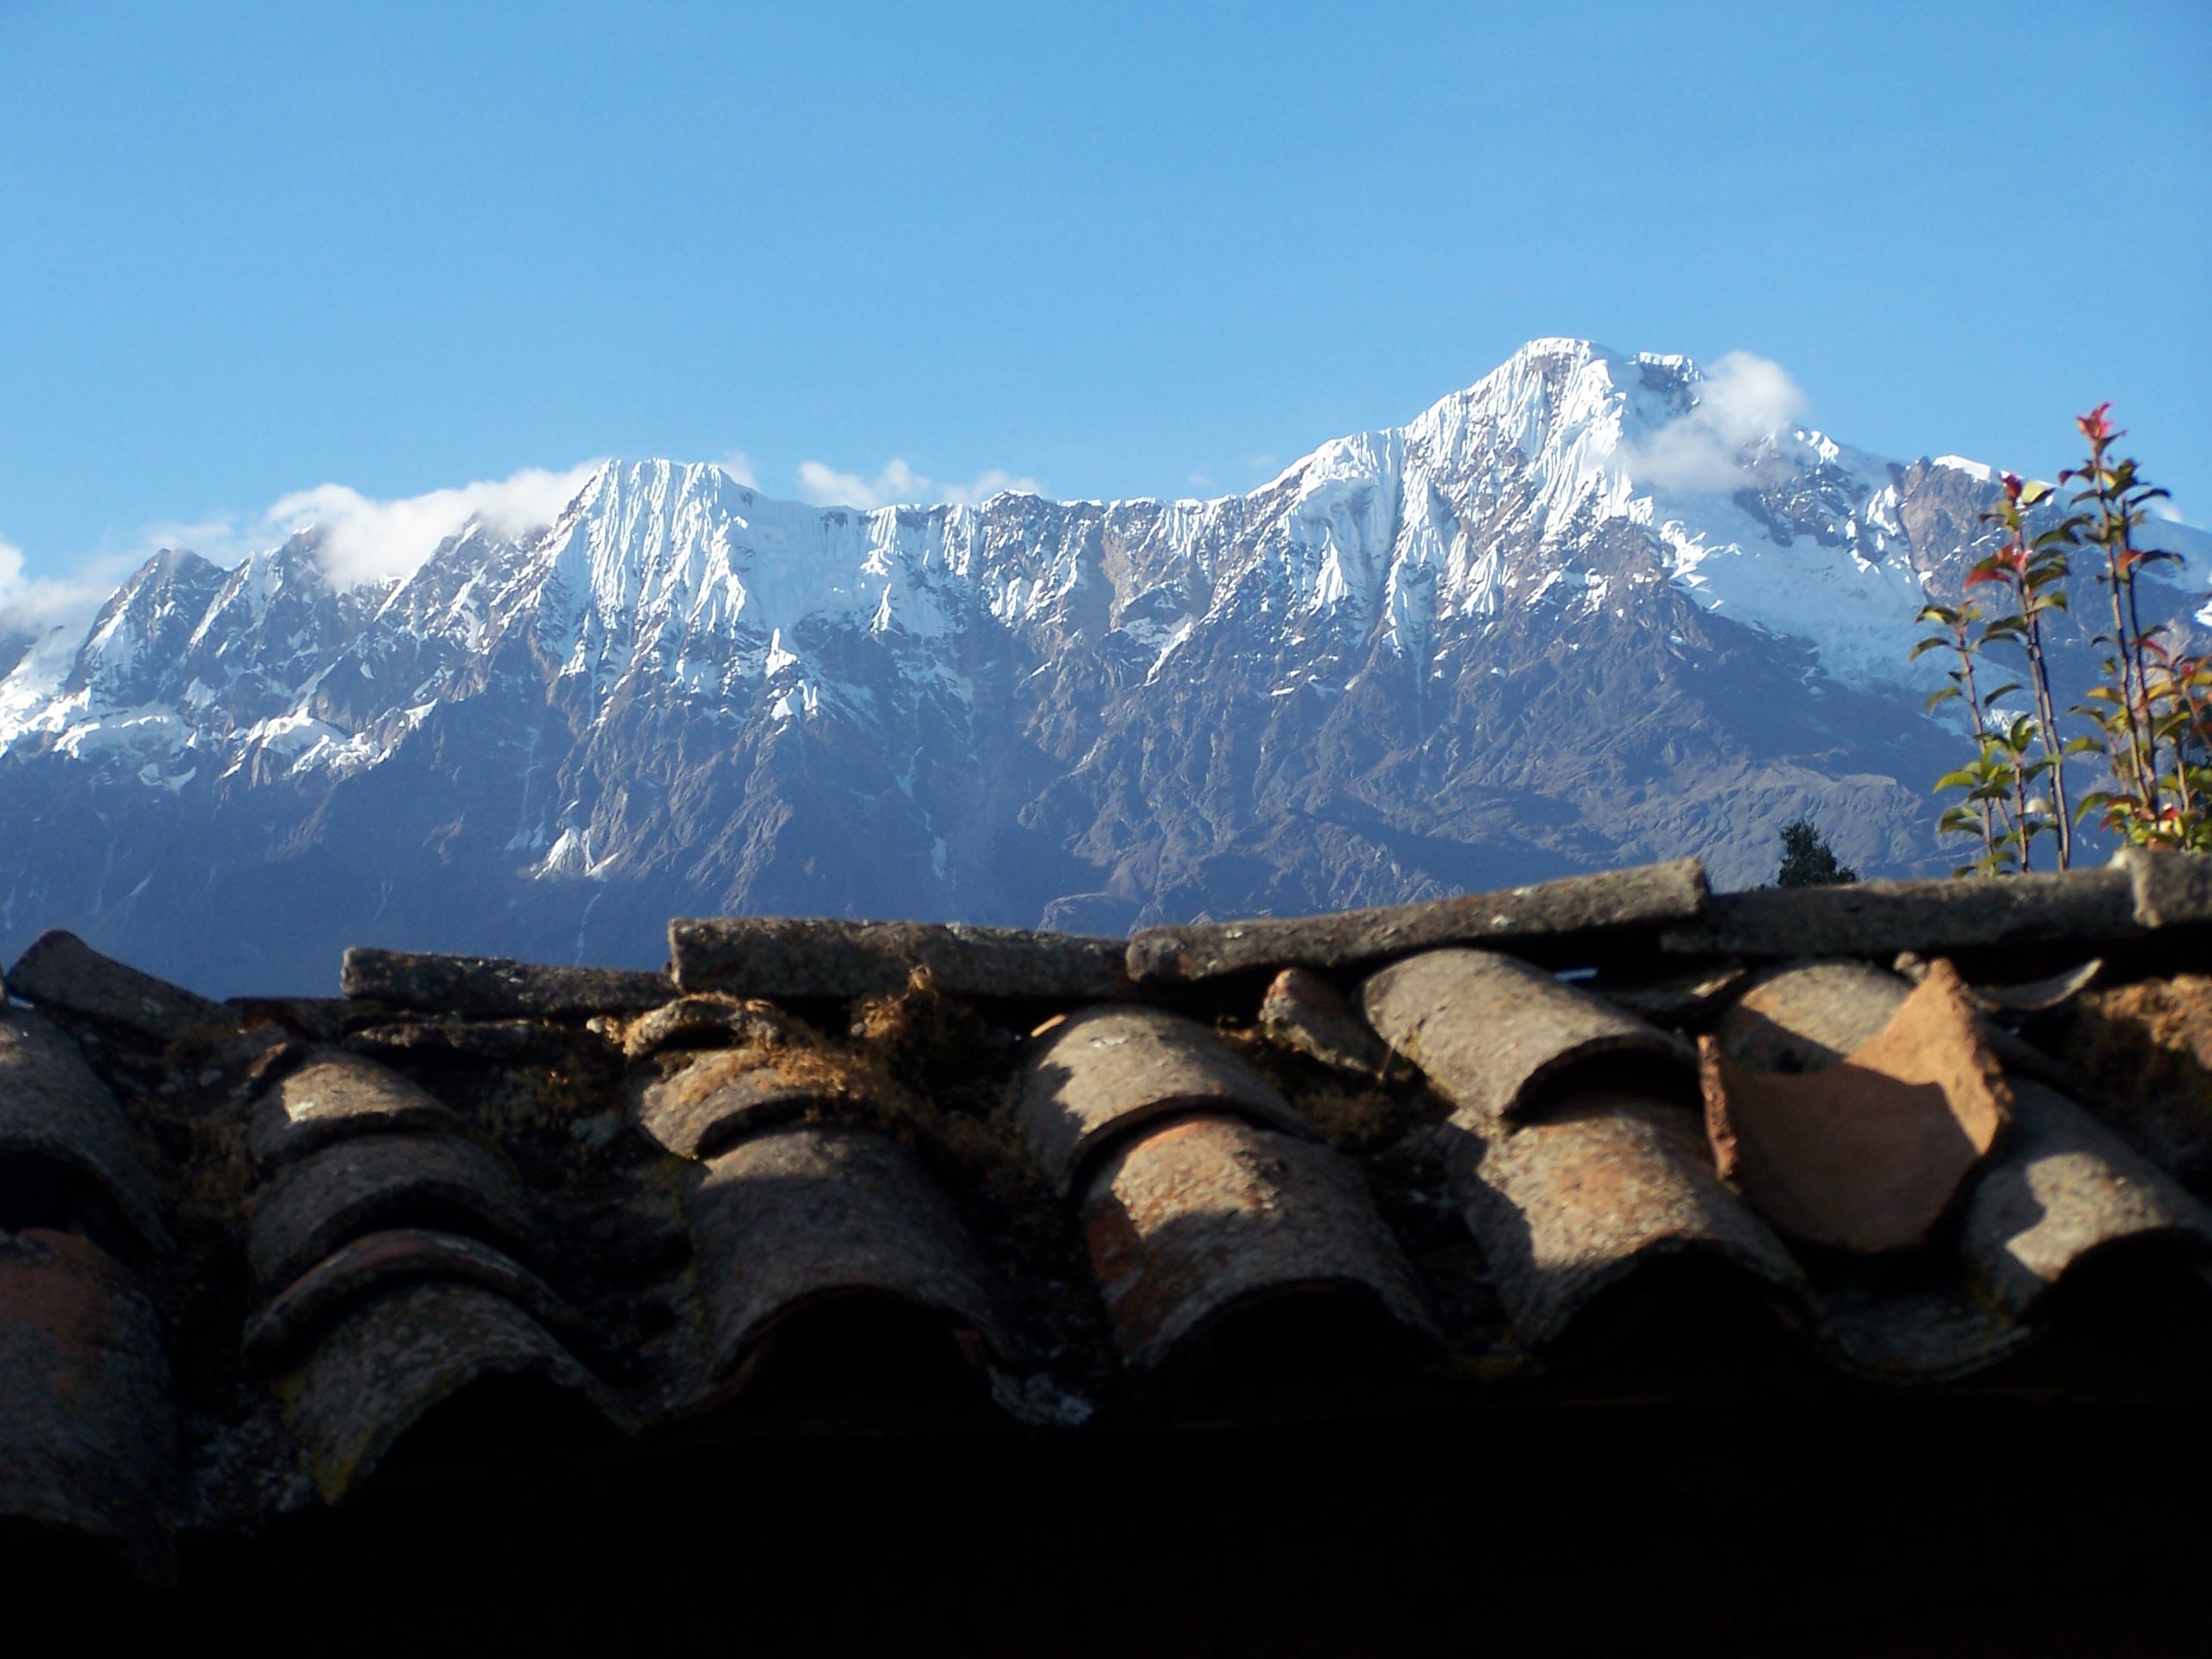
[{"xmin": 2, "ymin": 0, "xmax": 2206, "ymax": 598}]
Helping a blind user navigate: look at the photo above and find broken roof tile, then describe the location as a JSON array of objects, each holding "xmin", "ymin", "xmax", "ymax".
[
  {"xmin": 246, "ymin": 1133, "xmax": 537, "ymax": 1290},
  {"xmin": 339, "ymin": 948, "xmax": 672, "ymax": 1019},
  {"xmin": 1661, "ymin": 867, "xmax": 2140, "ymax": 962},
  {"xmin": 281, "ymin": 1279, "xmax": 630, "ymax": 1504},
  {"xmin": 0, "ymin": 1006, "xmax": 170, "ymax": 1252},
  {"xmin": 1127, "ymin": 858, "xmax": 1710, "ymax": 984},
  {"xmin": 1445, "ymin": 1093, "xmax": 1807, "ymax": 1348},
  {"xmin": 1964, "ymin": 1079, "xmax": 2212, "ymax": 1318},
  {"xmin": 1018, "ymin": 1004, "xmax": 1311, "ymax": 1194},
  {"xmin": 1360, "ymin": 948, "xmax": 1693, "ymax": 1123},
  {"xmin": 1258, "ymin": 967, "xmax": 1388, "ymax": 1076},
  {"xmin": 6, "ymin": 928, "xmax": 237, "ymax": 1047},
  {"xmin": 246, "ymin": 1049, "xmax": 467, "ymax": 1167},
  {"xmin": 1715, "ymin": 959, "xmax": 1914, "ymax": 1073},
  {"xmin": 241, "ymin": 1228, "xmax": 586, "ymax": 1366},
  {"xmin": 684, "ymin": 1122, "xmax": 1016, "ymax": 1389},
  {"xmin": 1700, "ymin": 962, "xmax": 2013, "ymax": 1253},
  {"xmin": 0, "ymin": 1229, "xmax": 178, "ymax": 1578},
  {"xmin": 1077, "ymin": 1112, "xmax": 1437, "ymax": 1369},
  {"xmin": 669, "ymin": 916, "xmax": 1129, "ymax": 1001}
]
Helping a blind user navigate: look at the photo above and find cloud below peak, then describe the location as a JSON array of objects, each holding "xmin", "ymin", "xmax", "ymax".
[
  {"xmin": 794, "ymin": 457, "xmax": 1041, "ymax": 511},
  {"xmin": 1625, "ymin": 349, "xmax": 1811, "ymax": 491},
  {"xmin": 269, "ymin": 463, "xmax": 603, "ymax": 587},
  {"xmin": 0, "ymin": 533, "xmax": 142, "ymax": 641}
]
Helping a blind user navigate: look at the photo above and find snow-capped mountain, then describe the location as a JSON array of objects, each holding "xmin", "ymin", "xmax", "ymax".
[{"xmin": 4, "ymin": 338, "xmax": 2204, "ymax": 994}]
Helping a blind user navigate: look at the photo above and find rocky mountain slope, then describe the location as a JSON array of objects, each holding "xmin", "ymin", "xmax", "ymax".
[{"xmin": 3, "ymin": 338, "xmax": 2204, "ymax": 994}]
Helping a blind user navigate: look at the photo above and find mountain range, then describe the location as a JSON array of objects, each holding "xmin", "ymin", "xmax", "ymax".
[{"xmin": 3, "ymin": 337, "xmax": 2205, "ymax": 995}]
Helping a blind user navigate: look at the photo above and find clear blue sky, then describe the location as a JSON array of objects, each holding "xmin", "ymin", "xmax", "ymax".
[{"xmin": 2, "ymin": 0, "xmax": 2207, "ymax": 586}]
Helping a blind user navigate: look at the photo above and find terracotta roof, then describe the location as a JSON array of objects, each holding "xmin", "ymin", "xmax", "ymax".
[{"xmin": 5, "ymin": 849, "xmax": 2212, "ymax": 1615}]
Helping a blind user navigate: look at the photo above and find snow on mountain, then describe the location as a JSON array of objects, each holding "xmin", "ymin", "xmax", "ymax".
[
  {"xmin": 4, "ymin": 337, "xmax": 2207, "ymax": 993},
  {"xmin": 0, "ymin": 338, "xmax": 2185, "ymax": 775}
]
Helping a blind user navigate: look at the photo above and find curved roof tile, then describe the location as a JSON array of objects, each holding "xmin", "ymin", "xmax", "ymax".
[
  {"xmin": 0, "ymin": 1007, "xmax": 169, "ymax": 1252},
  {"xmin": 0, "ymin": 1229, "xmax": 177, "ymax": 1577},
  {"xmin": 1448, "ymin": 1092, "xmax": 1807, "ymax": 1347},
  {"xmin": 1362, "ymin": 948, "xmax": 1693, "ymax": 1122},
  {"xmin": 631, "ymin": 1041, "xmax": 898, "ymax": 1161},
  {"xmin": 1966, "ymin": 1080, "xmax": 2212, "ymax": 1317},
  {"xmin": 242, "ymin": 1228, "xmax": 586, "ymax": 1366},
  {"xmin": 1078, "ymin": 1112, "xmax": 1438, "ymax": 1369},
  {"xmin": 246, "ymin": 1049, "xmax": 467, "ymax": 1166},
  {"xmin": 685, "ymin": 1122, "xmax": 1016, "ymax": 1388},
  {"xmin": 281, "ymin": 1279, "xmax": 632, "ymax": 1503},
  {"xmin": 246, "ymin": 1133, "xmax": 536, "ymax": 1289},
  {"xmin": 1019, "ymin": 1005, "xmax": 1310, "ymax": 1194}
]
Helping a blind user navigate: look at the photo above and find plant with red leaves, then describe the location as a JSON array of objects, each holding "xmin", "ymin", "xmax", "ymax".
[
  {"xmin": 2063, "ymin": 408, "xmax": 2210, "ymax": 849},
  {"xmin": 1923, "ymin": 406, "xmax": 2203, "ymax": 868}
]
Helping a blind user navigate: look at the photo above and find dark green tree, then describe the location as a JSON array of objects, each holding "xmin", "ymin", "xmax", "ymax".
[{"xmin": 1775, "ymin": 818, "xmax": 1857, "ymax": 887}]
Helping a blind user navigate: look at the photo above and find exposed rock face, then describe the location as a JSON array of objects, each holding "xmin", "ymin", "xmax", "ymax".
[{"xmin": 3, "ymin": 340, "xmax": 2206, "ymax": 995}]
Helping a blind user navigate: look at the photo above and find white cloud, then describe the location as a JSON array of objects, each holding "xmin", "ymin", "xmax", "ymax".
[
  {"xmin": 0, "ymin": 533, "xmax": 141, "ymax": 640},
  {"xmin": 715, "ymin": 451, "xmax": 760, "ymax": 489},
  {"xmin": 267, "ymin": 463, "xmax": 602, "ymax": 587},
  {"xmin": 793, "ymin": 457, "xmax": 1041, "ymax": 510},
  {"xmin": 1625, "ymin": 350, "xmax": 1811, "ymax": 491}
]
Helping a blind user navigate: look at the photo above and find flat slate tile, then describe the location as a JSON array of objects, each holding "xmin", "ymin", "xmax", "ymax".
[
  {"xmin": 1127, "ymin": 858, "xmax": 1710, "ymax": 984},
  {"xmin": 7, "ymin": 928, "xmax": 235, "ymax": 1047},
  {"xmin": 1661, "ymin": 868, "xmax": 2139, "ymax": 961},
  {"xmin": 340, "ymin": 948, "xmax": 672, "ymax": 1018},
  {"xmin": 669, "ymin": 916, "xmax": 1128, "ymax": 1001}
]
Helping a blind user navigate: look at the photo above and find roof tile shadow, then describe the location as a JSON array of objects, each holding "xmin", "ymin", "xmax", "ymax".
[
  {"xmin": 1443, "ymin": 1093, "xmax": 1809, "ymax": 1351},
  {"xmin": 0, "ymin": 1230, "xmax": 178, "ymax": 1579},
  {"xmin": 0, "ymin": 1007, "xmax": 170, "ymax": 1254},
  {"xmin": 1966, "ymin": 1079, "xmax": 2212, "ymax": 1318},
  {"xmin": 279, "ymin": 1279, "xmax": 635, "ymax": 1504}
]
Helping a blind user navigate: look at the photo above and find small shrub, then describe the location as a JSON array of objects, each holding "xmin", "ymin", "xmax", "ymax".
[{"xmin": 1776, "ymin": 818, "xmax": 1856, "ymax": 887}]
